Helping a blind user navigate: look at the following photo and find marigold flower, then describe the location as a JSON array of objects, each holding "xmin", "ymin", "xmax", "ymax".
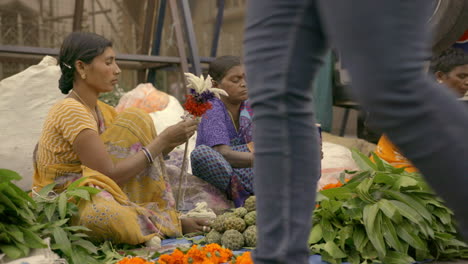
[
  {"xmin": 235, "ymin": 252, "xmax": 253, "ymax": 264},
  {"xmin": 117, "ymin": 256, "xmax": 155, "ymax": 264}
]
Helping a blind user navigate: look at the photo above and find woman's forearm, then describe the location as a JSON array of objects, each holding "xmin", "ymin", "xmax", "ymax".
[
  {"xmin": 213, "ymin": 145, "xmax": 253, "ymax": 168},
  {"xmin": 105, "ymin": 136, "xmax": 169, "ymax": 186}
]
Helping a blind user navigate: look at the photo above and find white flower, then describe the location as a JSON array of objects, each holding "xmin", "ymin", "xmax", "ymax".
[{"xmin": 184, "ymin": 72, "xmax": 228, "ymax": 99}]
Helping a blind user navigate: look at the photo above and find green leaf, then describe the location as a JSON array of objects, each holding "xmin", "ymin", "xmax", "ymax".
[
  {"xmin": 320, "ymin": 187, "xmax": 353, "ymax": 200},
  {"xmin": 324, "ymin": 241, "xmax": 347, "ymax": 259},
  {"xmin": 0, "ymin": 244, "xmax": 24, "ymax": 259},
  {"xmin": 64, "ymin": 225, "xmax": 92, "ymax": 232},
  {"xmin": 371, "ymin": 153, "xmax": 385, "ymax": 171},
  {"xmin": 49, "ymin": 218, "xmax": 70, "ymax": 227},
  {"xmin": 383, "ymin": 190, "xmax": 432, "ymax": 222},
  {"xmin": 308, "ymin": 224, "xmax": 323, "ymax": 244},
  {"xmin": 338, "ymin": 225, "xmax": 353, "ymax": 249},
  {"xmin": 18, "ymin": 227, "xmax": 46, "ymax": 249},
  {"xmin": 339, "ymin": 172, "xmax": 346, "ymax": 184},
  {"xmin": 66, "ymin": 176, "xmax": 87, "ymax": 190},
  {"xmin": 315, "ymin": 192, "xmax": 327, "ymax": 203},
  {"xmin": 348, "ymin": 252, "xmax": 361, "ymax": 264},
  {"xmin": 352, "ymin": 149, "xmax": 377, "ymax": 171},
  {"xmin": 392, "ymin": 176, "xmax": 419, "ymax": 190},
  {"xmin": 374, "ymin": 173, "xmax": 396, "ymax": 186},
  {"xmin": 381, "ymin": 216, "xmax": 404, "ymax": 253},
  {"xmin": 67, "ymin": 189, "xmax": 90, "ymax": 201},
  {"xmin": 353, "ymin": 226, "xmax": 368, "ymax": 252},
  {"xmin": 0, "ymin": 191, "xmax": 18, "ymax": 212},
  {"xmin": 7, "ymin": 226, "xmax": 25, "ymax": 244},
  {"xmin": 321, "ymin": 218, "xmax": 336, "ymax": 243},
  {"xmin": 70, "ymin": 246, "xmax": 101, "ymax": 264},
  {"xmin": 14, "ymin": 242, "xmax": 30, "ymax": 259},
  {"xmin": 37, "ymin": 182, "xmax": 57, "ymax": 197},
  {"xmin": 0, "ymin": 169, "xmax": 21, "ymax": 182},
  {"xmin": 58, "ymin": 192, "xmax": 68, "ymax": 219},
  {"xmin": 396, "ymin": 222, "xmax": 427, "ymax": 251},
  {"xmin": 356, "ymin": 178, "xmax": 376, "ymax": 203},
  {"xmin": 72, "ymin": 239, "xmax": 98, "ymax": 254},
  {"xmin": 382, "ymin": 250, "xmax": 415, "ymax": 264},
  {"xmin": 361, "ymin": 241, "xmax": 379, "ymax": 260},
  {"xmin": 389, "ymin": 200, "xmax": 424, "ymax": 226},
  {"xmin": 378, "ymin": 199, "xmax": 402, "ymax": 223},
  {"xmin": 74, "ymin": 186, "xmax": 101, "ymax": 195},
  {"xmin": 433, "ymin": 207, "xmax": 452, "ymax": 225},
  {"xmin": 52, "ymin": 226, "xmax": 72, "ymax": 256},
  {"xmin": 363, "ymin": 204, "xmax": 386, "ymax": 257},
  {"xmin": 69, "ymin": 233, "xmax": 90, "ymax": 241},
  {"xmin": 44, "ymin": 202, "xmax": 57, "ymax": 221},
  {"xmin": 7, "ymin": 182, "xmax": 34, "ymax": 205}
]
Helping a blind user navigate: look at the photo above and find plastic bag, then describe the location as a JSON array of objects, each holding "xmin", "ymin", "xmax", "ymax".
[
  {"xmin": 0, "ymin": 56, "xmax": 64, "ymax": 190},
  {"xmin": 165, "ymin": 164, "xmax": 233, "ymax": 214},
  {"xmin": 318, "ymin": 142, "xmax": 359, "ymax": 190},
  {"xmin": 115, "ymin": 83, "xmax": 169, "ymax": 113}
]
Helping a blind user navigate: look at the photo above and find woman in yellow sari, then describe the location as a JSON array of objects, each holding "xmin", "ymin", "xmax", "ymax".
[
  {"xmin": 33, "ymin": 32, "xmax": 209, "ymax": 245},
  {"xmin": 375, "ymin": 47, "xmax": 468, "ymax": 172}
]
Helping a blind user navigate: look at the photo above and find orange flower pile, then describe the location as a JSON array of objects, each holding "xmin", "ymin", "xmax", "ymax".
[
  {"xmin": 115, "ymin": 244, "xmax": 253, "ymax": 264},
  {"xmin": 157, "ymin": 244, "xmax": 234, "ymax": 264},
  {"xmin": 321, "ymin": 178, "xmax": 350, "ymax": 190},
  {"xmin": 117, "ymin": 256, "xmax": 155, "ymax": 264},
  {"xmin": 234, "ymin": 252, "xmax": 253, "ymax": 264}
]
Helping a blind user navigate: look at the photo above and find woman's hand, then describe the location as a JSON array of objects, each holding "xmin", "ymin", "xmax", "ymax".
[
  {"xmin": 160, "ymin": 119, "xmax": 199, "ymax": 149},
  {"xmin": 181, "ymin": 217, "xmax": 212, "ymax": 234}
]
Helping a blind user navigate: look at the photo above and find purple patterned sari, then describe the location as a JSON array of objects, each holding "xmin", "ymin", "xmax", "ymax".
[{"xmin": 191, "ymin": 98, "xmax": 254, "ymax": 207}]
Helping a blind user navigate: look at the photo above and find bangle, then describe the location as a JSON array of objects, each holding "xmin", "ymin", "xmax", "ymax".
[{"xmin": 141, "ymin": 147, "xmax": 154, "ymax": 164}]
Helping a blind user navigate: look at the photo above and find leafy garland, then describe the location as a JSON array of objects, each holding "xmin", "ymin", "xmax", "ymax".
[{"xmin": 309, "ymin": 150, "xmax": 468, "ymax": 264}]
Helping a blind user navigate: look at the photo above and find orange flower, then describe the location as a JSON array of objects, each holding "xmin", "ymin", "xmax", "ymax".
[
  {"xmin": 235, "ymin": 252, "xmax": 253, "ymax": 264},
  {"xmin": 321, "ymin": 179, "xmax": 350, "ymax": 190},
  {"xmin": 117, "ymin": 256, "xmax": 155, "ymax": 264},
  {"xmin": 204, "ymin": 244, "xmax": 233, "ymax": 263},
  {"xmin": 154, "ymin": 243, "xmax": 237, "ymax": 264}
]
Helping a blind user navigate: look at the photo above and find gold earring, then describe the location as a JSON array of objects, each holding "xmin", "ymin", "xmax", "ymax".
[{"xmin": 81, "ymin": 74, "xmax": 86, "ymax": 80}]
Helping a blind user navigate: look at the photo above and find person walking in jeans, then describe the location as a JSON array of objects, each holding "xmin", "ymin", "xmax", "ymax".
[{"xmin": 244, "ymin": 1, "xmax": 468, "ymax": 263}]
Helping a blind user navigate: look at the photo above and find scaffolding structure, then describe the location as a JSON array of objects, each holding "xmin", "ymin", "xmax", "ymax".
[{"xmin": 0, "ymin": 0, "xmax": 246, "ymax": 98}]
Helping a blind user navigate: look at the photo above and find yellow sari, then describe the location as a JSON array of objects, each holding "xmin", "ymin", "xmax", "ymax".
[{"xmin": 33, "ymin": 100, "xmax": 181, "ymax": 245}]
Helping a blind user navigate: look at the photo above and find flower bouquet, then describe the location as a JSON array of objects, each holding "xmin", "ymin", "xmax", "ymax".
[{"xmin": 175, "ymin": 73, "xmax": 228, "ymax": 209}]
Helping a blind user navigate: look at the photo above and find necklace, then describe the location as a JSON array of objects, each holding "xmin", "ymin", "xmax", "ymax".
[
  {"xmin": 227, "ymin": 110, "xmax": 239, "ymax": 133},
  {"xmin": 71, "ymin": 90, "xmax": 99, "ymax": 124}
]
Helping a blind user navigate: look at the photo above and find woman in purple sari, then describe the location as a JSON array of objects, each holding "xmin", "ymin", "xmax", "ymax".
[{"xmin": 191, "ymin": 56, "xmax": 254, "ymax": 207}]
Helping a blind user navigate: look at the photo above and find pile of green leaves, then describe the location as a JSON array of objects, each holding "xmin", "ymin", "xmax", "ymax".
[
  {"xmin": 0, "ymin": 169, "xmax": 46, "ymax": 259},
  {"xmin": 0, "ymin": 169, "xmax": 123, "ymax": 263},
  {"xmin": 309, "ymin": 150, "xmax": 468, "ymax": 264}
]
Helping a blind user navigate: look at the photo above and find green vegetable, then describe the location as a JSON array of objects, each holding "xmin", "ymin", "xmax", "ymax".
[{"xmin": 310, "ymin": 150, "xmax": 468, "ymax": 263}]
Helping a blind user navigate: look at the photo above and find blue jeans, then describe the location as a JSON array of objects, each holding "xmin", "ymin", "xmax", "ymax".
[{"xmin": 244, "ymin": 0, "xmax": 468, "ymax": 263}]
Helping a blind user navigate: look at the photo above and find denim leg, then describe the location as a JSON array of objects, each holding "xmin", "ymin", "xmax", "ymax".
[
  {"xmin": 244, "ymin": 0, "xmax": 326, "ymax": 263},
  {"xmin": 317, "ymin": 0, "xmax": 468, "ymax": 238}
]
